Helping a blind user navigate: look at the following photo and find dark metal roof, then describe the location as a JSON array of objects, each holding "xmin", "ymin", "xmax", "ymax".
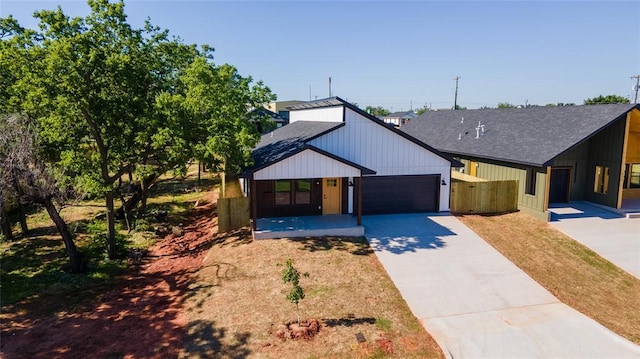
[
  {"xmin": 286, "ymin": 98, "xmax": 344, "ymax": 110},
  {"xmin": 402, "ymin": 104, "xmax": 639, "ymax": 167},
  {"xmin": 242, "ymin": 121, "xmax": 345, "ymax": 175}
]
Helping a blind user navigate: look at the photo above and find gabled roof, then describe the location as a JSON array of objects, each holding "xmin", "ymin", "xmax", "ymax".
[
  {"xmin": 249, "ymin": 107, "xmax": 287, "ymax": 123},
  {"xmin": 402, "ymin": 104, "xmax": 639, "ymax": 167},
  {"xmin": 384, "ymin": 111, "xmax": 416, "ymax": 119},
  {"xmin": 286, "ymin": 97, "xmax": 463, "ymax": 167},
  {"xmin": 244, "ymin": 121, "xmax": 344, "ymax": 175}
]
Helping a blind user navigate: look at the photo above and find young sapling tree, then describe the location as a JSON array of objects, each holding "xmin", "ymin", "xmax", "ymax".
[{"xmin": 281, "ymin": 258, "xmax": 309, "ymax": 324}]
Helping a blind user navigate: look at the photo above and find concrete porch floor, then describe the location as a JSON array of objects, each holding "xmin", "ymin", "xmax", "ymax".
[
  {"xmin": 620, "ymin": 198, "xmax": 640, "ymax": 217},
  {"xmin": 253, "ymin": 214, "xmax": 365, "ymax": 240}
]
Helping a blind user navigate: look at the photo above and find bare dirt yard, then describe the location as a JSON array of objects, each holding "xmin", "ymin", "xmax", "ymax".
[
  {"xmin": 1, "ymin": 190, "xmax": 218, "ymax": 358},
  {"xmin": 2, "ymin": 181, "xmax": 443, "ymax": 358},
  {"xmin": 181, "ymin": 233, "xmax": 443, "ymax": 359}
]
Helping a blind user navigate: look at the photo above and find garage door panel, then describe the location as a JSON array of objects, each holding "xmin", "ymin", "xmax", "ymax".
[{"xmin": 362, "ymin": 175, "xmax": 439, "ymax": 214}]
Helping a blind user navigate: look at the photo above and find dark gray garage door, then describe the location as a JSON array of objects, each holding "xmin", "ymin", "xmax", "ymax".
[{"xmin": 361, "ymin": 175, "xmax": 439, "ymax": 215}]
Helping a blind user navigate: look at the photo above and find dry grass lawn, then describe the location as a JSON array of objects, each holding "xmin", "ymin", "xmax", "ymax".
[
  {"xmin": 458, "ymin": 212, "xmax": 640, "ymax": 344},
  {"xmin": 182, "ymin": 232, "xmax": 444, "ymax": 359}
]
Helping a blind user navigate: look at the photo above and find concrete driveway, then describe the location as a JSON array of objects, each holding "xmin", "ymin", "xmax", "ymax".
[
  {"xmin": 363, "ymin": 213, "xmax": 640, "ymax": 358},
  {"xmin": 549, "ymin": 202, "xmax": 640, "ymax": 279}
]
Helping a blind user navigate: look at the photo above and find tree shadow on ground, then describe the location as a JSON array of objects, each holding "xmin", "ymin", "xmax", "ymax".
[
  {"xmin": 362, "ymin": 214, "xmax": 452, "ymax": 254},
  {"xmin": 0, "ymin": 191, "xmax": 241, "ymax": 359},
  {"xmin": 210, "ymin": 228, "xmax": 253, "ymax": 248},
  {"xmin": 182, "ymin": 320, "xmax": 251, "ymax": 359},
  {"xmin": 1, "ymin": 267, "xmax": 194, "ymax": 358},
  {"xmin": 322, "ymin": 316, "xmax": 376, "ymax": 328},
  {"xmin": 288, "ymin": 236, "xmax": 373, "ymax": 256}
]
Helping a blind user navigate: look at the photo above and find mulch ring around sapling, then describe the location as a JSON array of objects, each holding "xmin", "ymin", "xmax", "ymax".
[{"xmin": 274, "ymin": 318, "xmax": 321, "ymax": 340}]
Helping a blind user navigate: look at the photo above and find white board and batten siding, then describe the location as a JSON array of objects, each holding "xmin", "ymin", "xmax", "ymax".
[
  {"xmin": 309, "ymin": 107, "xmax": 452, "ymax": 211},
  {"xmin": 253, "ymin": 149, "xmax": 361, "ymax": 180},
  {"xmin": 289, "ymin": 106, "xmax": 343, "ymax": 123}
]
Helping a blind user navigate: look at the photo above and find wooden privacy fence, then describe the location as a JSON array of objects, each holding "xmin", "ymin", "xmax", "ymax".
[
  {"xmin": 450, "ymin": 180, "xmax": 518, "ymax": 214},
  {"xmin": 217, "ymin": 197, "xmax": 250, "ymax": 233}
]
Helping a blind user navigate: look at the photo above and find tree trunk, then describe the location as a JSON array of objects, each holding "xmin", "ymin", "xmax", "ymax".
[
  {"xmin": 197, "ymin": 161, "xmax": 201, "ymax": 188},
  {"xmin": 18, "ymin": 202, "xmax": 28, "ymax": 235},
  {"xmin": 44, "ymin": 200, "xmax": 83, "ymax": 273},
  {"xmin": 0, "ymin": 207, "xmax": 12, "ymax": 241},
  {"xmin": 105, "ymin": 191, "xmax": 117, "ymax": 259},
  {"xmin": 139, "ymin": 178, "xmax": 149, "ymax": 220}
]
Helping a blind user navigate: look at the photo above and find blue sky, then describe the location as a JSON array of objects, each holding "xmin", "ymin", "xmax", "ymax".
[{"xmin": 2, "ymin": 1, "xmax": 639, "ymax": 110}]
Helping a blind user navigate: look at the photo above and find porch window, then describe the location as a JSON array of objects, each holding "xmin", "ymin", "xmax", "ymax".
[
  {"xmin": 630, "ymin": 164, "xmax": 640, "ymax": 189},
  {"xmin": 525, "ymin": 168, "xmax": 536, "ymax": 195},
  {"xmin": 594, "ymin": 166, "xmax": 609, "ymax": 194},
  {"xmin": 295, "ymin": 180, "xmax": 311, "ymax": 204},
  {"xmin": 275, "ymin": 180, "xmax": 291, "ymax": 205}
]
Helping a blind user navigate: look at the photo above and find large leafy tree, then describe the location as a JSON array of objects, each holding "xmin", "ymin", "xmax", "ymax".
[
  {"xmin": 583, "ymin": 95, "xmax": 630, "ymax": 105},
  {"xmin": 175, "ymin": 57, "xmax": 276, "ymax": 175},
  {"xmin": 415, "ymin": 105, "xmax": 429, "ymax": 115},
  {"xmin": 1, "ymin": 0, "xmax": 170, "ymax": 258},
  {"xmin": 1, "ymin": 0, "xmax": 274, "ymax": 258},
  {"xmin": 0, "ymin": 115, "xmax": 84, "ymax": 272},
  {"xmin": 364, "ymin": 106, "xmax": 390, "ymax": 117}
]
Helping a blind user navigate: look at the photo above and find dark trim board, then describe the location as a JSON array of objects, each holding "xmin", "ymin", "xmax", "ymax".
[{"xmin": 361, "ymin": 174, "xmax": 440, "ymax": 215}]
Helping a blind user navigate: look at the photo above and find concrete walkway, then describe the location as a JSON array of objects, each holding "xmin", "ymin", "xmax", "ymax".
[
  {"xmin": 363, "ymin": 213, "xmax": 640, "ymax": 358},
  {"xmin": 549, "ymin": 202, "xmax": 640, "ymax": 279}
]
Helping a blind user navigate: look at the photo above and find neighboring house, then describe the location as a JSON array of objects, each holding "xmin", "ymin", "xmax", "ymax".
[
  {"xmin": 382, "ymin": 110, "xmax": 417, "ymax": 128},
  {"xmin": 402, "ymin": 104, "xmax": 640, "ymax": 220},
  {"xmin": 265, "ymin": 100, "xmax": 305, "ymax": 123},
  {"xmin": 240, "ymin": 97, "xmax": 460, "ymax": 228},
  {"xmin": 249, "ymin": 107, "xmax": 287, "ymax": 133}
]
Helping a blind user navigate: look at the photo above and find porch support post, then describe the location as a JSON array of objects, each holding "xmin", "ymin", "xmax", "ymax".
[
  {"xmin": 357, "ymin": 176, "xmax": 362, "ymax": 226},
  {"xmin": 543, "ymin": 166, "xmax": 551, "ymax": 212},
  {"xmin": 617, "ymin": 113, "xmax": 631, "ymax": 209},
  {"xmin": 251, "ymin": 176, "xmax": 257, "ymax": 230}
]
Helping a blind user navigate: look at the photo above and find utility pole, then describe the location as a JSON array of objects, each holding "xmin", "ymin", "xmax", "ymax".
[
  {"xmin": 329, "ymin": 77, "xmax": 332, "ymax": 97},
  {"xmin": 632, "ymin": 75, "xmax": 640, "ymax": 103},
  {"xmin": 453, "ymin": 76, "xmax": 461, "ymax": 110}
]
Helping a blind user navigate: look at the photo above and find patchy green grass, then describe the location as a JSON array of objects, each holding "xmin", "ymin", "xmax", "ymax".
[{"xmin": 0, "ymin": 170, "xmax": 218, "ymax": 307}]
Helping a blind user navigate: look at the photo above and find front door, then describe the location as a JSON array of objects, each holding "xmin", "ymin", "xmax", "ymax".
[
  {"xmin": 549, "ymin": 168, "xmax": 571, "ymax": 203},
  {"xmin": 470, "ymin": 161, "xmax": 478, "ymax": 177},
  {"xmin": 322, "ymin": 178, "xmax": 341, "ymax": 214}
]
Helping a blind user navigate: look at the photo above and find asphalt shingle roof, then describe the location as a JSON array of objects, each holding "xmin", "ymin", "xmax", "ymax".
[
  {"xmin": 385, "ymin": 111, "xmax": 415, "ymax": 118},
  {"xmin": 402, "ymin": 104, "xmax": 638, "ymax": 167},
  {"xmin": 246, "ymin": 121, "xmax": 344, "ymax": 173}
]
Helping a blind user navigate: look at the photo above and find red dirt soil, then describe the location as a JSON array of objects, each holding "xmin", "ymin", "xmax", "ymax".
[{"xmin": 0, "ymin": 191, "xmax": 218, "ymax": 359}]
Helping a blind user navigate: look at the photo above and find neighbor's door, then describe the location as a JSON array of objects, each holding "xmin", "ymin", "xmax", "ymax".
[
  {"xmin": 549, "ymin": 168, "xmax": 571, "ymax": 203},
  {"xmin": 469, "ymin": 161, "xmax": 478, "ymax": 177},
  {"xmin": 322, "ymin": 178, "xmax": 341, "ymax": 214}
]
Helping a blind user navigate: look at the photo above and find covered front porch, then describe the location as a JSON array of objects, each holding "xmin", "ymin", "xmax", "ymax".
[{"xmin": 253, "ymin": 214, "xmax": 364, "ymax": 240}]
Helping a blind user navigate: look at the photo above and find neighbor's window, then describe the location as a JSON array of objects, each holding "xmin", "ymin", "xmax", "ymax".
[
  {"xmin": 594, "ymin": 166, "xmax": 610, "ymax": 194},
  {"xmin": 295, "ymin": 180, "xmax": 311, "ymax": 204},
  {"xmin": 631, "ymin": 164, "xmax": 640, "ymax": 189},
  {"xmin": 525, "ymin": 168, "xmax": 537, "ymax": 195},
  {"xmin": 275, "ymin": 180, "xmax": 291, "ymax": 205}
]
